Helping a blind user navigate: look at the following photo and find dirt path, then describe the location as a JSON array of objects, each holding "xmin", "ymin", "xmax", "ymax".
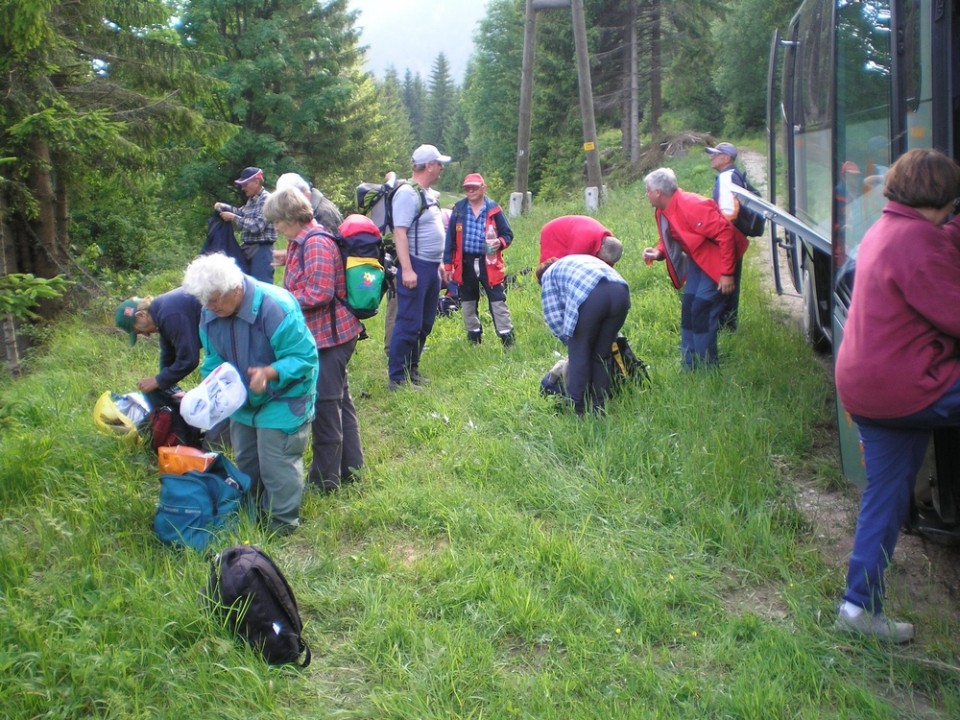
[{"xmin": 738, "ymin": 149, "xmax": 960, "ymax": 633}]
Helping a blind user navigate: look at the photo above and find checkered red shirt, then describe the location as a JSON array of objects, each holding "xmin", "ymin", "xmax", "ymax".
[{"xmin": 282, "ymin": 221, "xmax": 363, "ymax": 348}]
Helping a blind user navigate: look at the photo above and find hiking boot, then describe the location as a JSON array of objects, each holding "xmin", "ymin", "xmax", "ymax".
[
  {"xmin": 467, "ymin": 331, "xmax": 482, "ymax": 345},
  {"xmin": 387, "ymin": 379, "xmax": 405, "ymax": 392},
  {"xmin": 499, "ymin": 331, "xmax": 516, "ymax": 348},
  {"xmin": 834, "ymin": 604, "xmax": 914, "ymax": 644},
  {"xmin": 410, "ymin": 370, "xmax": 431, "ymax": 386}
]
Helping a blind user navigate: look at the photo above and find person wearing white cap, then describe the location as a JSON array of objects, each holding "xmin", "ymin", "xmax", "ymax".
[
  {"xmin": 214, "ymin": 166, "xmax": 278, "ymax": 284},
  {"xmin": 705, "ymin": 141, "xmax": 746, "ymax": 331},
  {"xmin": 387, "ymin": 144, "xmax": 451, "ymax": 390}
]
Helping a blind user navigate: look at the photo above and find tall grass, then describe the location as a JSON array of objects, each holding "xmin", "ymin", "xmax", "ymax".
[{"xmin": 2, "ymin": 157, "xmax": 958, "ymax": 719}]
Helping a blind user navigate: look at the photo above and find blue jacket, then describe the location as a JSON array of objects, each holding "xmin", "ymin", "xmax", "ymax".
[
  {"xmin": 198, "ymin": 276, "xmax": 318, "ymax": 431},
  {"xmin": 151, "ymin": 288, "xmax": 203, "ymax": 390},
  {"xmin": 201, "ymin": 215, "xmax": 249, "ymax": 274}
]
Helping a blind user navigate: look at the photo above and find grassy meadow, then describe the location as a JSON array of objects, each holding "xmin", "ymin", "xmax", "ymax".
[{"xmin": 2, "ymin": 154, "xmax": 959, "ymax": 718}]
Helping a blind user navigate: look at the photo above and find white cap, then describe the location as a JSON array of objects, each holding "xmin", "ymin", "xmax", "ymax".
[{"xmin": 412, "ymin": 144, "xmax": 452, "ymax": 165}]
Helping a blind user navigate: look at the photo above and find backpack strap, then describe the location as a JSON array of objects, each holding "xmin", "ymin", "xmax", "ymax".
[
  {"xmin": 250, "ymin": 559, "xmax": 312, "ymax": 668},
  {"xmin": 407, "ymin": 182, "xmax": 437, "ymax": 257},
  {"xmin": 298, "ymin": 228, "xmax": 346, "ymax": 339}
]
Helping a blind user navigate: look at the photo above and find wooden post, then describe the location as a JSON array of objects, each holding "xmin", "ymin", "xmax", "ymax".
[
  {"xmin": 514, "ymin": 0, "xmax": 538, "ymax": 212},
  {"xmin": 571, "ymin": 0, "xmax": 602, "ymax": 198}
]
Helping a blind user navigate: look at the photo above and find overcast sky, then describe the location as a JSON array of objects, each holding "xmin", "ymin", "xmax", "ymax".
[{"xmin": 348, "ymin": 0, "xmax": 491, "ymax": 82}]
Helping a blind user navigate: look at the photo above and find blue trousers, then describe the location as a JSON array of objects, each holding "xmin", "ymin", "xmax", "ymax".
[
  {"xmin": 245, "ymin": 243, "xmax": 275, "ymax": 284},
  {"xmin": 680, "ymin": 262, "xmax": 725, "ymax": 368},
  {"xmin": 388, "ymin": 255, "xmax": 440, "ymax": 383},
  {"xmin": 846, "ymin": 377, "xmax": 960, "ymax": 611}
]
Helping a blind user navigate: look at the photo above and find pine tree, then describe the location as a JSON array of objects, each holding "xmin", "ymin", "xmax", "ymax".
[{"xmin": 0, "ymin": 0, "xmax": 213, "ymax": 281}]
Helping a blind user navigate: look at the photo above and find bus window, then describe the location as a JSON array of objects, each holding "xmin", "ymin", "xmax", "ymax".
[
  {"xmin": 793, "ymin": 0, "xmax": 833, "ymax": 237},
  {"xmin": 835, "ymin": 0, "xmax": 892, "ymax": 263},
  {"xmin": 903, "ymin": 0, "xmax": 934, "ymax": 150}
]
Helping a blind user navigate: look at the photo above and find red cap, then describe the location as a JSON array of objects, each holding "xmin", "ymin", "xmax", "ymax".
[
  {"xmin": 841, "ymin": 161, "xmax": 861, "ymax": 175},
  {"xmin": 462, "ymin": 173, "xmax": 485, "ymax": 187}
]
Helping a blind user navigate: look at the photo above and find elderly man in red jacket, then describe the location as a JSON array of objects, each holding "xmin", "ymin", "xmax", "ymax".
[{"xmin": 642, "ymin": 167, "xmax": 748, "ymax": 368}]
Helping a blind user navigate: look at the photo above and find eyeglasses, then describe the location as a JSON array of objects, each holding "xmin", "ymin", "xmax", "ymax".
[{"xmin": 464, "ymin": 185, "xmax": 482, "ymax": 191}]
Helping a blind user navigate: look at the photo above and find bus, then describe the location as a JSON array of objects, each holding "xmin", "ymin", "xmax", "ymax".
[{"xmin": 735, "ymin": 0, "xmax": 960, "ymax": 540}]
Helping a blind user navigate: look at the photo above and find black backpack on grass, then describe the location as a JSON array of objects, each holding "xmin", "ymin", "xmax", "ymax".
[
  {"xmin": 207, "ymin": 545, "xmax": 311, "ymax": 667},
  {"xmin": 608, "ymin": 334, "xmax": 651, "ymax": 388}
]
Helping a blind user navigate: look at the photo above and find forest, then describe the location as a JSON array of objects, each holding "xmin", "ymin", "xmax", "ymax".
[{"xmin": 0, "ymin": 0, "xmax": 795, "ymax": 373}]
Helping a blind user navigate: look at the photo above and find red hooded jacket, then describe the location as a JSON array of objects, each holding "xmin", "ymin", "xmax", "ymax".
[{"xmin": 655, "ymin": 189, "xmax": 748, "ymax": 287}]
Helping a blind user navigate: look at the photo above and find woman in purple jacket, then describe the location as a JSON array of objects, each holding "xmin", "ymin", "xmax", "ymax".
[{"xmin": 834, "ymin": 148, "xmax": 960, "ymax": 643}]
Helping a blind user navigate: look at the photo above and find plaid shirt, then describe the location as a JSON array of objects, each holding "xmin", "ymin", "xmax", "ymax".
[
  {"xmin": 283, "ymin": 221, "xmax": 362, "ymax": 348},
  {"xmin": 228, "ymin": 188, "xmax": 277, "ymax": 246},
  {"xmin": 462, "ymin": 204, "xmax": 488, "ymax": 255},
  {"xmin": 541, "ymin": 255, "xmax": 628, "ymax": 344}
]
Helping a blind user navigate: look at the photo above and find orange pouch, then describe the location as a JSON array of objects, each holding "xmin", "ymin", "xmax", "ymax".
[{"xmin": 158, "ymin": 446, "xmax": 218, "ymax": 475}]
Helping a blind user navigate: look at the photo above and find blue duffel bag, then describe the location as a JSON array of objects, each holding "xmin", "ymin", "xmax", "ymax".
[{"xmin": 154, "ymin": 453, "xmax": 251, "ymax": 551}]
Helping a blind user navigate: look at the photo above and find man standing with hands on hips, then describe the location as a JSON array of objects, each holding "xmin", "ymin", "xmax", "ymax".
[{"xmin": 214, "ymin": 167, "xmax": 278, "ymax": 283}]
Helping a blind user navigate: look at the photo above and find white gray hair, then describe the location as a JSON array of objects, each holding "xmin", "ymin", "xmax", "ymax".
[
  {"xmin": 275, "ymin": 172, "xmax": 311, "ymax": 196},
  {"xmin": 597, "ymin": 236, "xmax": 623, "ymax": 265},
  {"xmin": 644, "ymin": 167, "xmax": 678, "ymax": 194},
  {"xmin": 182, "ymin": 253, "xmax": 244, "ymax": 305}
]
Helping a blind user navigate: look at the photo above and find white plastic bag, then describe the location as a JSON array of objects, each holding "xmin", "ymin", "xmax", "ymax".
[{"xmin": 181, "ymin": 363, "xmax": 247, "ymax": 431}]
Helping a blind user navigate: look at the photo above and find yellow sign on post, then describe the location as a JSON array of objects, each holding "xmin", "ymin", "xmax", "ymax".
[{"xmin": 583, "ymin": 141, "xmax": 596, "ymax": 152}]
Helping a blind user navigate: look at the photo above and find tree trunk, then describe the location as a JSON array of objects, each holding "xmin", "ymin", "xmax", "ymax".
[
  {"xmin": 0, "ymin": 194, "xmax": 22, "ymax": 376},
  {"xmin": 648, "ymin": 0, "xmax": 662, "ymax": 141},
  {"xmin": 626, "ymin": 0, "xmax": 640, "ymax": 166},
  {"xmin": 28, "ymin": 139, "xmax": 66, "ymax": 279}
]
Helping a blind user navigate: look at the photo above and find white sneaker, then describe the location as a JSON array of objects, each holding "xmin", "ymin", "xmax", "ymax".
[{"xmin": 835, "ymin": 604, "xmax": 914, "ymax": 644}]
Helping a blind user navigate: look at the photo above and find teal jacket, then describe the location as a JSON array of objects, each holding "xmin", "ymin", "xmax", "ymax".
[{"xmin": 199, "ymin": 276, "xmax": 318, "ymax": 432}]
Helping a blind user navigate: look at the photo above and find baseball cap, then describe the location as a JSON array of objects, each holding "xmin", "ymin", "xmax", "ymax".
[
  {"xmin": 462, "ymin": 173, "xmax": 485, "ymax": 187},
  {"xmin": 115, "ymin": 298, "xmax": 140, "ymax": 346},
  {"xmin": 705, "ymin": 142, "xmax": 738, "ymax": 160},
  {"xmin": 234, "ymin": 167, "xmax": 264, "ymax": 185},
  {"xmin": 841, "ymin": 160, "xmax": 861, "ymax": 174},
  {"xmin": 412, "ymin": 144, "xmax": 452, "ymax": 165}
]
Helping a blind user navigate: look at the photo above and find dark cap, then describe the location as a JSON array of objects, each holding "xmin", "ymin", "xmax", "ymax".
[
  {"xmin": 705, "ymin": 142, "xmax": 738, "ymax": 160},
  {"xmin": 234, "ymin": 167, "xmax": 264, "ymax": 185}
]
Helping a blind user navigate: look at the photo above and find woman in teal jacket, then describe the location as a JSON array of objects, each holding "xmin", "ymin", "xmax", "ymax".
[{"xmin": 183, "ymin": 252, "xmax": 318, "ymax": 532}]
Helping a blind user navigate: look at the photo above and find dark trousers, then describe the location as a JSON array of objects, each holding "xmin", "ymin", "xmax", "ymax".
[
  {"xmin": 566, "ymin": 280, "xmax": 631, "ymax": 414},
  {"xmin": 244, "ymin": 243, "xmax": 275, "ymax": 284},
  {"xmin": 309, "ymin": 338, "xmax": 363, "ymax": 491},
  {"xmin": 388, "ymin": 255, "xmax": 440, "ymax": 382},
  {"xmin": 719, "ymin": 257, "xmax": 743, "ymax": 331}
]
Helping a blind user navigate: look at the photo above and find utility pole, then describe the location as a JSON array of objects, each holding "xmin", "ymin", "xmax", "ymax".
[
  {"xmin": 513, "ymin": 0, "xmax": 602, "ymax": 213},
  {"xmin": 571, "ymin": 0, "xmax": 602, "ymax": 208},
  {"xmin": 512, "ymin": 0, "xmax": 539, "ymax": 216}
]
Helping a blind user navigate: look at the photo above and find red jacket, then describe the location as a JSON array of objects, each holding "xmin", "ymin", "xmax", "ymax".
[
  {"xmin": 655, "ymin": 190, "xmax": 748, "ymax": 287},
  {"xmin": 445, "ymin": 198, "xmax": 512, "ymax": 286},
  {"xmin": 539, "ymin": 215, "xmax": 612, "ymax": 264}
]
